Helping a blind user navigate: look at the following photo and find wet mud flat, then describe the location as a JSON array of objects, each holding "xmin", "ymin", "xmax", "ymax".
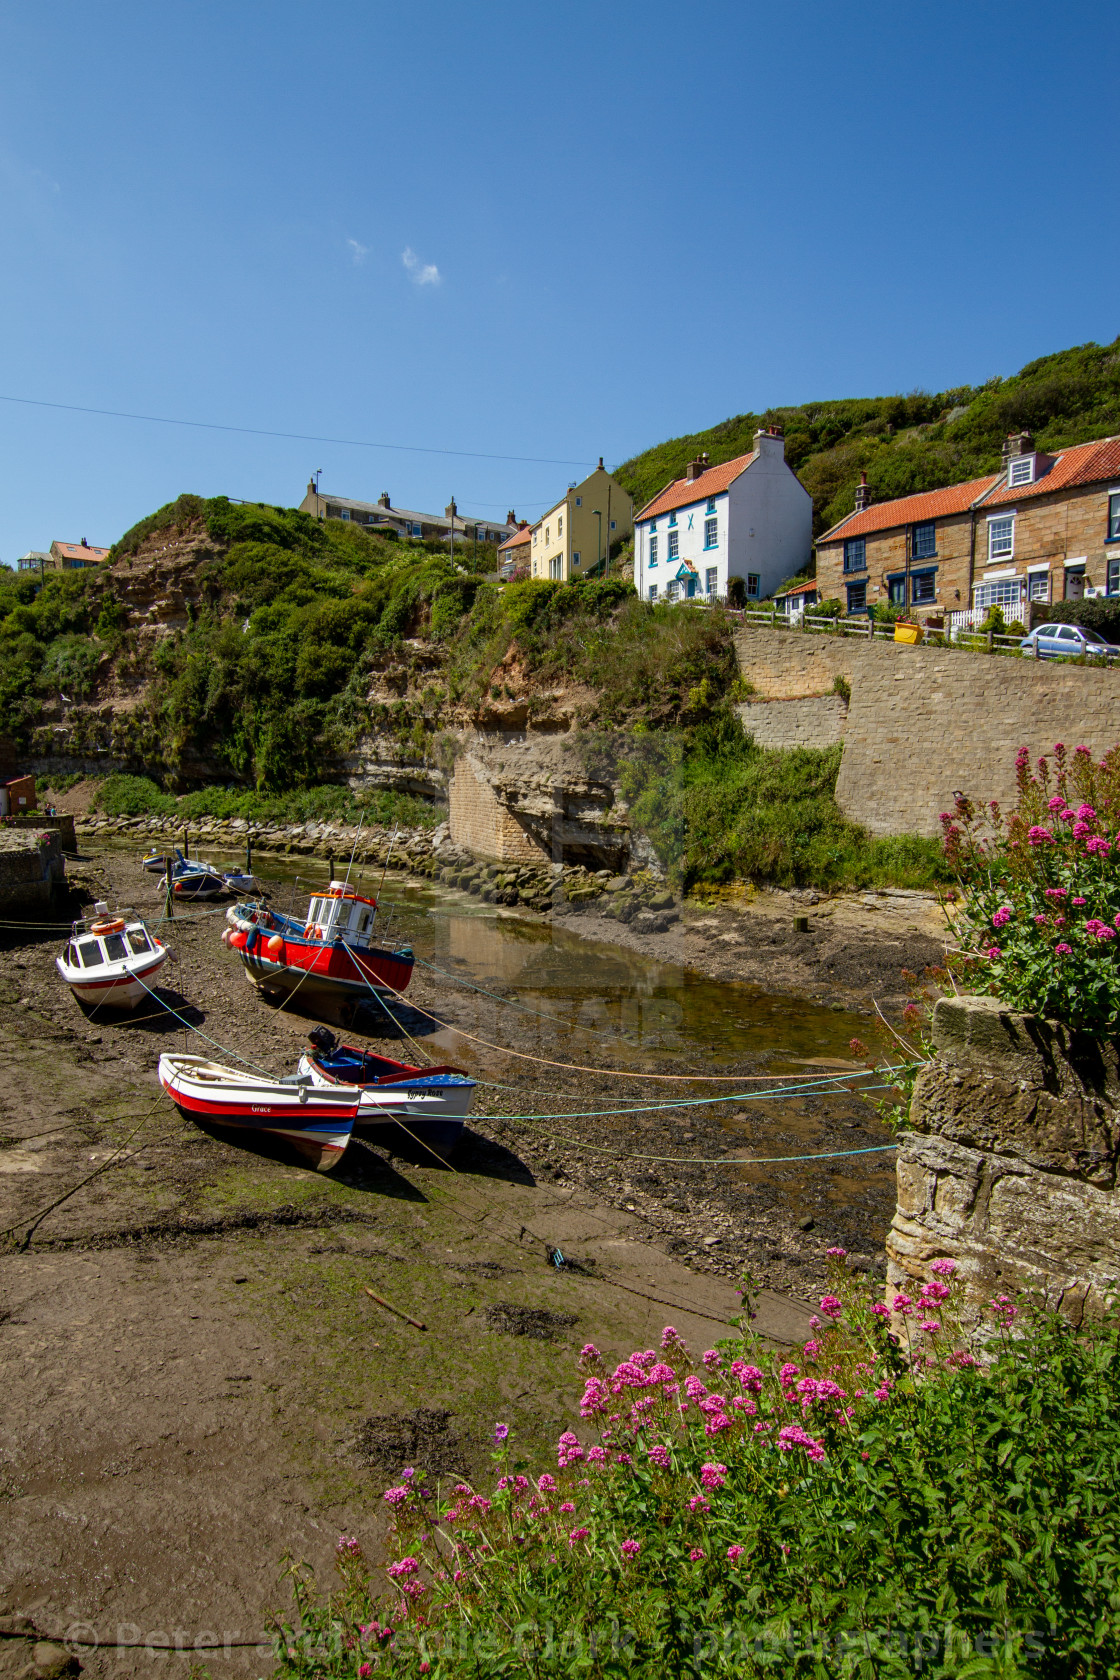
[{"xmin": 0, "ymin": 841, "xmax": 900, "ymax": 1675}]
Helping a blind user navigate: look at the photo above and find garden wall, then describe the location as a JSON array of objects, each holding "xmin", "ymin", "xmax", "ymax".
[
  {"xmin": 886, "ymin": 994, "xmax": 1120, "ymax": 1321},
  {"xmin": 733, "ymin": 624, "xmax": 1120, "ymax": 835}
]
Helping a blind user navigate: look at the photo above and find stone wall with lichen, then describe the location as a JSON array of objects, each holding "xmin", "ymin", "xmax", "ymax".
[{"xmin": 886, "ymin": 993, "xmax": 1120, "ymax": 1321}]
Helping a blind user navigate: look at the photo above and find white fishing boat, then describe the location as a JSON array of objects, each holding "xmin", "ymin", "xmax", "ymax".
[
  {"xmin": 157, "ymin": 1052, "xmax": 360, "ymax": 1170},
  {"xmin": 57, "ymin": 902, "xmax": 169, "ymax": 1010}
]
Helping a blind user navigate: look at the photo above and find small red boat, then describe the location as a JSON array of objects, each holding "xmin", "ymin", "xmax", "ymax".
[{"xmin": 224, "ymin": 880, "xmax": 414, "ymax": 1008}]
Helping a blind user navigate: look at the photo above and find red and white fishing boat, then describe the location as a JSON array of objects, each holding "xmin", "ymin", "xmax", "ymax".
[
  {"xmin": 158, "ymin": 1052, "xmax": 361, "ymax": 1171},
  {"xmin": 224, "ymin": 880, "xmax": 414, "ymax": 1008},
  {"xmin": 57, "ymin": 903, "xmax": 169, "ymax": 1010}
]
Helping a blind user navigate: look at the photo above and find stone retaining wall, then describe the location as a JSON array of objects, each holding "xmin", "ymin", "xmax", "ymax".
[
  {"xmin": 736, "ymin": 694, "xmax": 848, "ymax": 751},
  {"xmin": 886, "ymin": 994, "xmax": 1120, "ymax": 1322},
  {"xmin": 0, "ymin": 830, "xmax": 65, "ymax": 915},
  {"xmin": 733, "ymin": 623, "xmax": 1120, "ymax": 836}
]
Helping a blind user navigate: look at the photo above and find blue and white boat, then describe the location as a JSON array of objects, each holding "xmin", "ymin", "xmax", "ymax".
[
  {"xmin": 296, "ymin": 1026, "xmax": 475, "ymax": 1155},
  {"xmin": 170, "ymin": 850, "xmax": 225, "ymax": 900}
]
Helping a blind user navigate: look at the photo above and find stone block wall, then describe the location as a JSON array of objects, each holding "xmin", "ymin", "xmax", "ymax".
[
  {"xmin": 736, "ymin": 694, "xmax": 848, "ymax": 751},
  {"xmin": 734, "ymin": 624, "xmax": 1120, "ymax": 835},
  {"xmin": 448, "ymin": 755, "xmax": 549, "ymax": 863},
  {"xmin": 0, "ymin": 830, "xmax": 64, "ymax": 914},
  {"xmin": 886, "ymin": 995, "xmax": 1120, "ymax": 1322}
]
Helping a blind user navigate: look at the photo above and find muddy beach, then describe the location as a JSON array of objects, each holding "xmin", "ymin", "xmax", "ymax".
[{"xmin": 0, "ymin": 838, "xmax": 922, "ymax": 1676}]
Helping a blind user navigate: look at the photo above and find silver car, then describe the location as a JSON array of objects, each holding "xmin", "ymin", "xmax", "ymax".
[{"xmin": 1020, "ymin": 623, "xmax": 1117, "ymax": 661}]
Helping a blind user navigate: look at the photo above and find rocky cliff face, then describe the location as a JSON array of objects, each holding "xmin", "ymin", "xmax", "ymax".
[{"xmin": 887, "ymin": 994, "xmax": 1120, "ymax": 1322}]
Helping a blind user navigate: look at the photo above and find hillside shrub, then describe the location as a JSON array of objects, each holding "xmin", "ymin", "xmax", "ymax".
[
  {"xmin": 273, "ymin": 1264, "xmax": 1120, "ymax": 1678},
  {"xmin": 91, "ymin": 773, "xmax": 443, "ymax": 830},
  {"xmin": 944, "ymin": 740, "xmax": 1120, "ymax": 1032}
]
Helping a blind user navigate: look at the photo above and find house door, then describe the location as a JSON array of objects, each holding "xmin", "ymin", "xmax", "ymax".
[
  {"xmin": 1065, "ymin": 566, "xmax": 1085, "ymax": 602},
  {"xmin": 686, "ymin": 575, "xmax": 698, "ymax": 598}
]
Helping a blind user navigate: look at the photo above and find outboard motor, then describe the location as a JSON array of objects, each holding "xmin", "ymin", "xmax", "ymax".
[{"xmin": 307, "ymin": 1025, "xmax": 339, "ymax": 1056}]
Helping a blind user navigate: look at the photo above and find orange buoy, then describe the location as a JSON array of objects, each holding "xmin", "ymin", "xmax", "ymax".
[
  {"xmin": 230, "ymin": 929, "xmax": 248, "ymax": 950},
  {"xmin": 221, "ymin": 927, "xmax": 231, "ymax": 947},
  {"xmin": 91, "ymin": 918, "xmax": 126, "ymax": 935},
  {"xmin": 266, "ymin": 935, "xmax": 285, "ymax": 960}
]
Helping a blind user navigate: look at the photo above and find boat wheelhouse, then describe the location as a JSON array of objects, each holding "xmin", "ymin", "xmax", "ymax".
[{"xmin": 57, "ymin": 903, "xmax": 169, "ymax": 1010}]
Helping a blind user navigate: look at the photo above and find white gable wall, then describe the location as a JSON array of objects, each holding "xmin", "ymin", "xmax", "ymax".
[{"xmin": 726, "ymin": 445, "xmax": 813, "ymax": 599}]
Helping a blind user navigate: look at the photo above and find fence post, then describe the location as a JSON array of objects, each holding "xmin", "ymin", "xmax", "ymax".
[
  {"xmin": 772, "ymin": 604, "xmax": 778, "ymax": 626},
  {"xmin": 987, "ymin": 630, "xmax": 994, "ymax": 654}
]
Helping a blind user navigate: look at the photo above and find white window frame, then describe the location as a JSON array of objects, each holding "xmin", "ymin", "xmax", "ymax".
[
  {"xmin": 572, "ymin": 551, "xmax": 581, "ymax": 567},
  {"xmin": 1028, "ymin": 572, "xmax": 1050, "ymax": 603},
  {"xmin": 648, "ymin": 584, "xmax": 657, "ymax": 601},
  {"xmin": 648, "ymin": 536, "xmax": 658, "ymax": 567},
  {"xmin": 575, "ymin": 496, "xmax": 582, "ymax": 507},
  {"xmin": 558, "ymin": 514, "xmax": 563, "ymax": 537},
  {"xmin": 987, "ymin": 515, "xmax": 1015, "ymax": 562},
  {"xmin": 973, "ymin": 577, "xmax": 1025, "ymax": 612},
  {"xmin": 705, "ymin": 566, "xmax": 717, "ymax": 596},
  {"xmin": 704, "ymin": 516, "xmax": 718, "ymax": 549},
  {"xmin": 1008, "ymin": 456, "xmax": 1034, "ymax": 487},
  {"xmin": 668, "ymin": 529, "xmax": 679, "ymax": 560}
]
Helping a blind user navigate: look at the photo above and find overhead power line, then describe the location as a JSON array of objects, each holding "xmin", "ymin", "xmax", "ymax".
[{"xmin": 0, "ymin": 393, "xmax": 598, "ymax": 469}]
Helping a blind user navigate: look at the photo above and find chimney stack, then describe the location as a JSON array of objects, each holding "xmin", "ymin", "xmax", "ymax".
[
  {"xmin": 685, "ymin": 452, "xmax": 710, "ymax": 483},
  {"xmin": 378, "ymin": 492, "xmax": 391, "ymax": 508},
  {"xmin": 598, "ymin": 456, "xmax": 604, "ymax": 470},
  {"xmin": 507, "ymin": 509, "xmax": 516, "ymax": 526},
  {"xmin": 753, "ymin": 427, "xmax": 786, "ymax": 459},
  {"xmin": 1002, "ymin": 431, "xmax": 1034, "ymax": 462},
  {"xmin": 854, "ymin": 472, "xmax": 870, "ymax": 512}
]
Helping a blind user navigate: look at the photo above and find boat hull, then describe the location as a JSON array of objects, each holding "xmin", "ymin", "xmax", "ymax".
[
  {"xmin": 296, "ymin": 1050, "xmax": 474, "ymax": 1153},
  {"xmin": 235, "ymin": 938, "xmax": 415, "ymax": 1004},
  {"xmin": 57, "ymin": 948, "xmax": 169, "ymax": 1011},
  {"xmin": 158, "ymin": 1053, "xmax": 358, "ymax": 1171}
]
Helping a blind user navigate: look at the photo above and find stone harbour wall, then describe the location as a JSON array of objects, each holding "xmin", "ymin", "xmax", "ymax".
[
  {"xmin": 733, "ymin": 623, "xmax": 1120, "ymax": 836},
  {"xmin": 886, "ymin": 994, "xmax": 1120, "ymax": 1322},
  {"xmin": 448, "ymin": 755, "xmax": 548, "ymax": 863},
  {"xmin": 0, "ymin": 830, "xmax": 65, "ymax": 915}
]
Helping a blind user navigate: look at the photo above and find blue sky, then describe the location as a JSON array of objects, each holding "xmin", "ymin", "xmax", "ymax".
[{"xmin": 1, "ymin": 0, "xmax": 1118, "ymax": 561}]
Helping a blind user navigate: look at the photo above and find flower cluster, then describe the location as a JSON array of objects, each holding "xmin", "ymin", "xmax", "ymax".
[{"xmin": 944, "ymin": 743, "xmax": 1120, "ymax": 1032}]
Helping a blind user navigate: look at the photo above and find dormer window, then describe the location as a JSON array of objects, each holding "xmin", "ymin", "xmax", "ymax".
[{"xmin": 1008, "ymin": 456, "xmax": 1035, "ymax": 487}]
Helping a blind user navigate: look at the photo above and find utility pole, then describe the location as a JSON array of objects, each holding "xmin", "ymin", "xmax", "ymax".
[
  {"xmin": 593, "ymin": 511, "xmax": 602, "ymax": 575},
  {"xmin": 449, "ymin": 497, "xmax": 455, "ymax": 563},
  {"xmin": 605, "ymin": 478, "xmax": 612, "ymax": 579}
]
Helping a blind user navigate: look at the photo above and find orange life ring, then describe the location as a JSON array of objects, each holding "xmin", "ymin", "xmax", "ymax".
[{"xmin": 91, "ymin": 918, "xmax": 126, "ymax": 935}]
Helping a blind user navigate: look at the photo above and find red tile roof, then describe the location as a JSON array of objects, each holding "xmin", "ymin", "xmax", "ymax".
[
  {"xmin": 635, "ymin": 451, "xmax": 758, "ymax": 522},
  {"xmin": 52, "ymin": 541, "xmax": 110, "ymax": 562},
  {"xmin": 980, "ymin": 435, "xmax": 1120, "ymax": 507},
  {"xmin": 818, "ymin": 476, "xmax": 1000, "ymax": 545},
  {"xmin": 498, "ymin": 525, "xmax": 531, "ymax": 552}
]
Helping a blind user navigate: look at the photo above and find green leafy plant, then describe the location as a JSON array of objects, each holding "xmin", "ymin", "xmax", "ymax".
[{"xmin": 271, "ymin": 1267, "xmax": 1120, "ymax": 1678}]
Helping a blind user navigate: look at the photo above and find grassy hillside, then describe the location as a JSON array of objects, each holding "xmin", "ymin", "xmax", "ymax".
[{"xmin": 614, "ymin": 336, "xmax": 1120, "ymax": 534}]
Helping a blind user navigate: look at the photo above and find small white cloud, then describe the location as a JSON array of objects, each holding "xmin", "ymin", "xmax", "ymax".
[
  {"xmin": 346, "ymin": 237, "xmax": 368, "ymax": 265},
  {"xmin": 402, "ymin": 246, "xmax": 441, "ymax": 287}
]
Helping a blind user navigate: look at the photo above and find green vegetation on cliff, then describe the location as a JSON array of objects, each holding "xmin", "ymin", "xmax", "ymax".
[{"xmin": 615, "ymin": 336, "xmax": 1120, "ymax": 534}]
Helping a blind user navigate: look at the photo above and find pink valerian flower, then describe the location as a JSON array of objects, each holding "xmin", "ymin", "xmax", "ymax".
[
  {"xmin": 586, "ymin": 1446, "xmax": 608, "ymax": 1465},
  {"xmin": 632, "ymin": 1349, "xmax": 658, "ymax": 1369},
  {"xmin": 919, "ymin": 1319, "xmax": 941, "ymax": 1333},
  {"xmin": 701, "ymin": 1349, "xmax": 723, "ymax": 1369},
  {"xmin": 1072, "ymin": 821, "xmax": 1092, "ymax": 840},
  {"xmin": 646, "ymin": 1444, "xmax": 670, "ymax": 1468},
  {"xmin": 387, "ymin": 1557, "xmax": 420, "ymax": 1579},
  {"xmin": 753, "ymin": 1421, "xmax": 772, "ymax": 1434},
  {"xmin": 537, "ymin": 1473, "xmax": 556, "ymax": 1493},
  {"xmin": 684, "ymin": 1375, "xmax": 709, "ymax": 1400},
  {"xmin": 873, "ymin": 1384, "xmax": 892, "ymax": 1401},
  {"xmin": 689, "ymin": 1548, "xmax": 705, "ymax": 1561},
  {"xmin": 919, "ymin": 1279, "xmax": 950, "ymax": 1303},
  {"xmin": 704, "ymin": 1413, "xmax": 734, "ymax": 1435},
  {"xmin": 559, "ymin": 1501, "xmax": 576, "ymax": 1514},
  {"xmin": 985, "ymin": 946, "xmax": 1002, "ymax": 960},
  {"xmin": 699, "ymin": 1461, "xmax": 728, "ymax": 1490},
  {"xmin": 803, "ymin": 1339, "xmax": 823, "ymax": 1357},
  {"xmin": 870, "ymin": 1301, "xmax": 891, "ymax": 1319},
  {"xmin": 359, "ymin": 1666, "xmax": 373, "ymax": 1679},
  {"xmin": 892, "ymin": 1294, "xmax": 914, "ymax": 1314},
  {"xmin": 567, "ymin": 1527, "xmax": 590, "ymax": 1546},
  {"xmin": 579, "ymin": 1342, "xmax": 602, "ymax": 1364},
  {"xmin": 1086, "ymin": 837, "xmax": 1112, "ymax": 855},
  {"xmin": 1077, "ymin": 803, "xmax": 1097, "ymax": 822},
  {"xmin": 661, "ymin": 1325, "xmax": 688, "ymax": 1354},
  {"xmin": 990, "ymin": 1294, "xmax": 1020, "ymax": 1328},
  {"xmin": 727, "ymin": 1545, "xmax": 745, "ymax": 1562},
  {"xmin": 991, "ymin": 906, "xmax": 1012, "ymax": 928},
  {"xmin": 1027, "ymin": 826, "xmax": 1055, "ymax": 845},
  {"xmin": 730, "ymin": 1360, "xmax": 764, "ymax": 1393},
  {"xmin": 616, "ymin": 1452, "xmax": 632, "ymax": 1465},
  {"xmin": 826, "ymin": 1246, "xmax": 848, "ymax": 1259},
  {"xmin": 383, "ymin": 1487, "xmax": 409, "ymax": 1507},
  {"xmin": 1034, "ymin": 914, "xmax": 1050, "ymax": 926},
  {"xmin": 945, "ymin": 1349, "xmax": 979, "ymax": 1369},
  {"xmin": 1044, "ymin": 886, "xmax": 1068, "ymax": 898},
  {"xmin": 620, "ymin": 1539, "xmax": 640, "ymax": 1560},
  {"xmin": 1054, "ymin": 915, "xmax": 1067, "ymax": 926},
  {"xmin": 1055, "ymin": 943, "xmax": 1073, "ymax": 956},
  {"xmin": 930, "ymin": 1258, "xmax": 956, "ymax": 1276},
  {"xmin": 776, "ymin": 1424, "xmax": 825, "ymax": 1462},
  {"xmin": 779, "ymin": 1363, "xmax": 801, "ymax": 1385},
  {"xmin": 1086, "ymin": 919, "xmax": 1117, "ymax": 941},
  {"xmin": 1072, "ymin": 896, "xmax": 1087, "ymax": 906},
  {"xmin": 819, "ymin": 1294, "xmax": 843, "ymax": 1319},
  {"xmin": 689, "ymin": 1494, "xmax": 711, "ymax": 1513},
  {"xmin": 1048, "ymin": 795, "xmax": 1065, "ymax": 812}
]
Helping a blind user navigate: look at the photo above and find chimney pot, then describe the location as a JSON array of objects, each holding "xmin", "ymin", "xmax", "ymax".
[
  {"xmin": 598, "ymin": 456, "xmax": 604, "ymax": 470},
  {"xmin": 854, "ymin": 472, "xmax": 870, "ymax": 513}
]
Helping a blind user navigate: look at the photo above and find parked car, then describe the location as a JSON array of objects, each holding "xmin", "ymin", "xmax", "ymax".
[{"xmin": 1019, "ymin": 623, "xmax": 1118, "ymax": 661}]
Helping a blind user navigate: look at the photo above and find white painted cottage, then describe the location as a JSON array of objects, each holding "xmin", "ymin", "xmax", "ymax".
[{"xmin": 633, "ymin": 427, "xmax": 812, "ymax": 604}]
